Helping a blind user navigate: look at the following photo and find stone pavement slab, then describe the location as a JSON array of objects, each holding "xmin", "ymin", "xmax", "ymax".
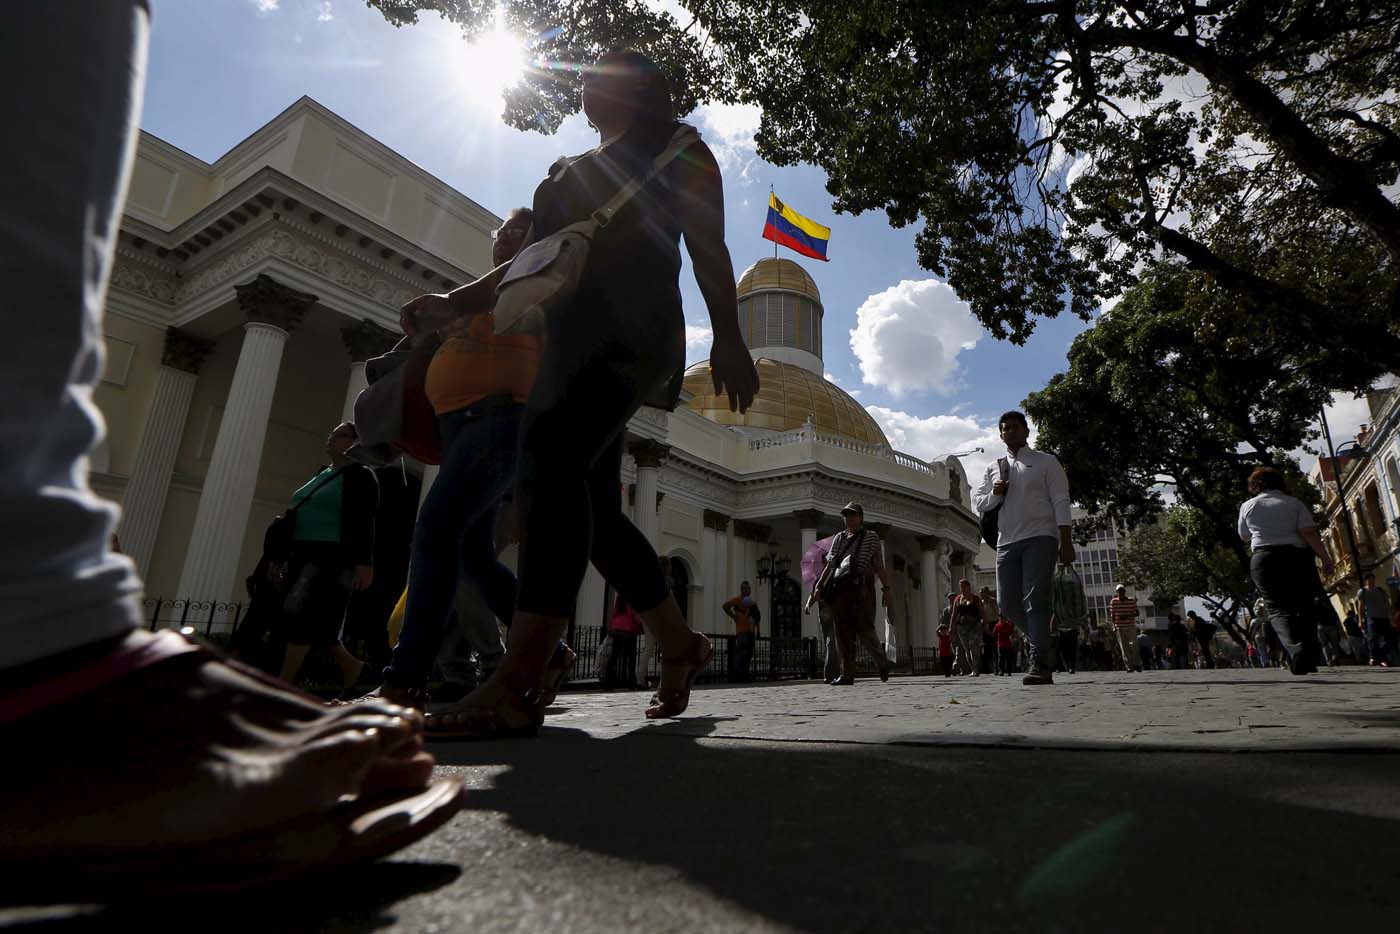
[{"xmin": 548, "ymin": 667, "xmax": 1400, "ymax": 752}]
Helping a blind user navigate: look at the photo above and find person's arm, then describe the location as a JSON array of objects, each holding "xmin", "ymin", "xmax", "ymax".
[
  {"xmin": 721, "ymin": 596, "xmax": 738, "ymax": 619},
  {"xmin": 972, "ymin": 464, "xmax": 1002, "ymax": 515},
  {"xmin": 399, "ymin": 255, "xmax": 517, "ymax": 337},
  {"xmin": 673, "ymin": 139, "xmax": 758, "ymax": 414},
  {"xmin": 1298, "ymin": 526, "xmax": 1335, "ymax": 576},
  {"xmin": 339, "ymin": 466, "xmax": 378, "ymax": 590},
  {"xmin": 1047, "ymin": 456, "xmax": 1075, "ymax": 565}
]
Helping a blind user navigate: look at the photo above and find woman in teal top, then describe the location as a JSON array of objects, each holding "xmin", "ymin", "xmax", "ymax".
[{"xmin": 276, "ymin": 421, "xmax": 379, "ymax": 691}]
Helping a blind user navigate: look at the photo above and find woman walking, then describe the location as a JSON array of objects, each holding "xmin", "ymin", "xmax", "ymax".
[
  {"xmin": 275, "ymin": 422, "xmax": 378, "ymax": 692},
  {"xmin": 1237, "ymin": 466, "xmax": 1334, "ymax": 675},
  {"xmin": 401, "ymin": 51, "xmax": 758, "ymax": 736}
]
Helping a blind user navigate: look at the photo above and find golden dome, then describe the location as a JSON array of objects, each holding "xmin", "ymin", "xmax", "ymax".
[
  {"xmin": 736, "ymin": 258, "xmax": 821, "ymax": 305},
  {"xmin": 683, "ymin": 357, "xmax": 889, "ymax": 447}
]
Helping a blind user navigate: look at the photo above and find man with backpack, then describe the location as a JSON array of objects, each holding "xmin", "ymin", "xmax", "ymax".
[{"xmin": 973, "ymin": 411, "xmax": 1075, "ymax": 686}]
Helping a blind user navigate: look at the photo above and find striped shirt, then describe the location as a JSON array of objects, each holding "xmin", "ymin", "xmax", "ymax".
[
  {"xmin": 1109, "ymin": 596, "xmax": 1139, "ymax": 630},
  {"xmin": 828, "ymin": 528, "xmax": 884, "ymax": 577}
]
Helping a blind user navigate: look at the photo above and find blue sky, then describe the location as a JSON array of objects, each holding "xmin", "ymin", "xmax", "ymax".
[{"xmin": 140, "ymin": 0, "xmax": 1369, "ymax": 484}]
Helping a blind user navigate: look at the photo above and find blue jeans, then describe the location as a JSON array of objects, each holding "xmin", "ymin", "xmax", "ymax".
[
  {"xmin": 996, "ymin": 536, "xmax": 1058, "ymax": 674},
  {"xmin": 1, "ymin": 1, "xmax": 149, "ymax": 668},
  {"xmin": 384, "ymin": 404, "xmax": 521, "ymax": 689}
]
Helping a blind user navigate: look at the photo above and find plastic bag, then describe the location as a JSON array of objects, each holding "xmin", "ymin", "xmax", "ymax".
[
  {"xmin": 883, "ymin": 618, "xmax": 899, "ymax": 663},
  {"xmin": 1051, "ymin": 565, "xmax": 1088, "ymax": 628},
  {"xmin": 595, "ymin": 633, "xmax": 614, "ymax": 677}
]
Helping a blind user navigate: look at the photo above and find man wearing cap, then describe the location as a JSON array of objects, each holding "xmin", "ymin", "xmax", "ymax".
[
  {"xmin": 973, "ymin": 410, "xmax": 1075, "ymax": 685},
  {"xmin": 1109, "ymin": 585, "xmax": 1141, "ymax": 672},
  {"xmin": 805, "ymin": 502, "xmax": 893, "ymax": 684}
]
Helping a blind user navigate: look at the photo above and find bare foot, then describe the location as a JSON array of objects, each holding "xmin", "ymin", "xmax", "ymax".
[{"xmin": 1, "ymin": 631, "xmax": 451, "ymax": 874}]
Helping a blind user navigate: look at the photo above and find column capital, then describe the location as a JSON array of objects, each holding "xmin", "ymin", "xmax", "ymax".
[
  {"xmin": 867, "ymin": 522, "xmax": 892, "ymax": 539},
  {"xmin": 341, "ymin": 318, "xmax": 399, "ymax": 361},
  {"xmin": 703, "ymin": 509, "xmax": 731, "ymax": 531},
  {"xmin": 793, "ymin": 508, "xmax": 823, "ymax": 529},
  {"xmin": 917, "ymin": 534, "xmax": 941, "ymax": 552},
  {"xmin": 235, "ymin": 274, "xmax": 316, "ymax": 332},
  {"xmin": 628, "ymin": 439, "xmax": 671, "ymax": 469},
  {"xmin": 160, "ymin": 327, "xmax": 213, "ymax": 374},
  {"xmin": 734, "ymin": 520, "xmax": 771, "ymax": 542}
]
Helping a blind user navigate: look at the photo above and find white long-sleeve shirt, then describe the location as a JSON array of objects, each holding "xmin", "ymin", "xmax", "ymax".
[{"xmin": 973, "ymin": 446, "xmax": 1072, "ymax": 548}]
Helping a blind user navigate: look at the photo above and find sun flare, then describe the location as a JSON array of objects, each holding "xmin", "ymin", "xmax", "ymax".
[{"xmin": 449, "ymin": 10, "xmax": 526, "ymax": 113}]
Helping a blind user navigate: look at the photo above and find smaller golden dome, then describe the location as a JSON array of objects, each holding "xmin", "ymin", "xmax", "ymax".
[
  {"xmin": 683, "ymin": 357, "xmax": 888, "ymax": 448},
  {"xmin": 736, "ymin": 258, "xmax": 821, "ymax": 305}
]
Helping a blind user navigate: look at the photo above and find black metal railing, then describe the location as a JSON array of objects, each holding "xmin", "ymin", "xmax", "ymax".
[{"xmin": 143, "ymin": 597, "xmax": 245, "ymax": 639}]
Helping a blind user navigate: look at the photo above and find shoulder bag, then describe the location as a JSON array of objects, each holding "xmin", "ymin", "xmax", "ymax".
[
  {"xmin": 979, "ymin": 457, "xmax": 1010, "ymax": 548},
  {"xmin": 349, "ymin": 333, "xmax": 443, "ymax": 467},
  {"xmin": 819, "ymin": 529, "xmax": 867, "ymax": 603},
  {"xmin": 492, "ymin": 125, "xmax": 700, "ymax": 336}
]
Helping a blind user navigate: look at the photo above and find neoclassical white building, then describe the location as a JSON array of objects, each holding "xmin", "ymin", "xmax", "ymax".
[{"xmin": 93, "ymin": 97, "xmax": 981, "ymax": 651}]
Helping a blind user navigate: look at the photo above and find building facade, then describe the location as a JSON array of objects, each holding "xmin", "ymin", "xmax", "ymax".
[
  {"xmin": 93, "ymin": 97, "xmax": 982, "ymax": 649},
  {"xmin": 1312, "ymin": 384, "xmax": 1400, "ymax": 615}
]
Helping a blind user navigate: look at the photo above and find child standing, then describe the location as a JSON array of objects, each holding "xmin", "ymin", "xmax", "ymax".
[
  {"xmin": 937, "ymin": 624, "xmax": 954, "ymax": 677},
  {"xmin": 993, "ymin": 616, "xmax": 1016, "ymax": 675}
]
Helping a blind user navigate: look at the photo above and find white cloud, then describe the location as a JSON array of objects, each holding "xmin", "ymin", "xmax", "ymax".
[
  {"xmin": 252, "ymin": 0, "xmax": 279, "ymax": 12},
  {"xmin": 849, "ymin": 278, "xmax": 984, "ymax": 396},
  {"xmin": 685, "ymin": 323, "xmax": 712, "ymax": 366},
  {"xmin": 316, "ymin": 1, "xmax": 334, "ymax": 21},
  {"xmin": 866, "ymin": 406, "xmax": 1006, "ymax": 482},
  {"xmin": 692, "ymin": 102, "xmax": 761, "ymax": 182}
]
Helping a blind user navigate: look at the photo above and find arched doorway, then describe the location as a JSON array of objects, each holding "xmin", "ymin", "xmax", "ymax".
[{"xmin": 772, "ymin": 575, "xmax": 801, "ymax": 639}]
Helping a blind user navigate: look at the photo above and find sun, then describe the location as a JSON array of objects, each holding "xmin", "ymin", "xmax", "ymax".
[{"xmin": 451, "ymin": 9, "xmax": 526, "ymax": 113}]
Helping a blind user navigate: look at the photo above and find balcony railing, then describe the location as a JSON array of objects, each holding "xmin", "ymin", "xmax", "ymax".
[{"xmin": 747, "ymin": 425, "xmax": 937, "ymax": 477}]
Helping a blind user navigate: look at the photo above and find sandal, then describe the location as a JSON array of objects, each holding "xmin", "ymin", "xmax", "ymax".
[
  {"xmin": 645, "ymin": 633, "xmax": 713, "ymax": 720},
  {"xmin": 423, "ymin": 675, "xmax": 545, "ymax": 741},
  {"xmin": 538, "ymin": 643, "xmax": 578, "ymax": 709},
  {"xmin": 333, "ymin": 684, "xmax": 429, "ymax": 712}
]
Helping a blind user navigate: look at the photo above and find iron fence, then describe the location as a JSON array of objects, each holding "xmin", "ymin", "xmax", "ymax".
[{"xmin": 143, "ymin": 597, "xmax": 245, "ymax": 640}]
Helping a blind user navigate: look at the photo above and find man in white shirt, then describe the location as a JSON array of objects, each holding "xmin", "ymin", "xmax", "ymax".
[{"xmin": 973, "ymin": 411, "xmax": 1075, "ymax": 685}]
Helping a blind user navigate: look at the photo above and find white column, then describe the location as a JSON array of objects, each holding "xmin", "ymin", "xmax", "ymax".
[
  {"xmin": 341, "ymin": 361, "xmax": 368, "ymax": 425},
  {"xmin": 920, "ymin": 542, "xmax": 941, "ymax": 647},
  {"xmin": 799, "ymin": 522, "xmax": 820, "ymax": 639},
  {"xmin": 577, "ymin": 564, "xmax": 607, "ymax": 634},
  {"xmin": 116, "ymin": 363, "xmax": 198, "ymax": 576},
  {"xmin": 699, "ymin": 525, "xmax": 717, "ymax": 630},
  {"xmin": 629, "ymin": 441, "xmax": 667, "ymax": 547},
  {"xmin": 176, "ymin": 322, "xmax": 293, "ymax": 602}
]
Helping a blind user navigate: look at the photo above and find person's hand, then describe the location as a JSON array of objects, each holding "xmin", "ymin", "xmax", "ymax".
[
  {"xmin": 352, "ymin": 564, "xmax": 374, "ymax": 591},
  {"xmin": 399, "ymin": 292, "xmax": 455, "ymax": 337},
  {"xmin": 992, "ymin": 480, "xmax": 1009, "ymax": 496},
  {"xmin": 709, "ymin": 330, "xmax": 758, "ymax": 413},
  {"xmin": 1059, "ymin": 540, "xmax": 1076, "ymax": 565}
]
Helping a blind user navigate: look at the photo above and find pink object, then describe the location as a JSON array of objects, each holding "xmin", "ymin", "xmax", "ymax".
[{"xmin": 801, "ymin": 535, "xmax": 838, "ymax": 591}]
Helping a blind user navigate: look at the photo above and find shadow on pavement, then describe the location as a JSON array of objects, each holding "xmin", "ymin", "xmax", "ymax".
[{"xmin": 424, "ymin": 724, "xmax": 1400, "ymax": 933}]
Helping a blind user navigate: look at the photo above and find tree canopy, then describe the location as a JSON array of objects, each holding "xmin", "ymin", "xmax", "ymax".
[{"xmin": 368, "ymin": 0, "xmax": 1400, "ymax": 383}]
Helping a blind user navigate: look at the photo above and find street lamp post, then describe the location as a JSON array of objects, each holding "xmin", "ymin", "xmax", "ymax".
[{"xmin": 1319, "ymin": 406, "xmax": 1366, "ymax": 586}]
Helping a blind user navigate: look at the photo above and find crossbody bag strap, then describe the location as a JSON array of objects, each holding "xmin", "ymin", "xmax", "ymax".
[{"xmin": 590, "ymin": 125, "xmax": 700, "ymax": 228}]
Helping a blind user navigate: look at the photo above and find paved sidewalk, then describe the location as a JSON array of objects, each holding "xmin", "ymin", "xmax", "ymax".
[
  {"xmin": 7, "ymin": 669, "xmax": 1399, "ymax": 933},
  {"xmin": 550, "ymin": 666, "xmax": 1400, "ymax": 752}
]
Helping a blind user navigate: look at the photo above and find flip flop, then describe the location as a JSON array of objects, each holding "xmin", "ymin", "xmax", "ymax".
[{"xmin": 4, "ymin": 778, "xmax": 466, "ymax": 900}]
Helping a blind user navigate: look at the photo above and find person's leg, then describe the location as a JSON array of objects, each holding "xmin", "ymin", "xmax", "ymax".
[
  {"xmin": 833, "ymin": 596, "xmax": 857, "ymax": 682},
  {"xmin": 279, "ymin": 644, "xmax": 312, "ymax": 684},
  {"xmin": 386, "ymin": 411, "xmax": 517, "ymax": 691},
  {"xmin": 328, "ymin": 643, "xmax": 366, "ymax": 689},
  {"xmin": 853, "ymin": 584, "xmax": 888, "ymax": 679},
  {"xmin": 0, "ymin": 8, "xmax": 460, "ymax": 874},
  {"xmin": 0, "ymin": 1, "xmax": 150, "ymax": 667},
  {"xmin": 1062, "ymin": 629, "xmax": 1078, "ymax": 673},
  {"xmin": 433, "ymin": 613, "xmax": 480, "ymax": 696},
  {"xmin": 1251, "ymin": 550, "xmax": 1311, "ymax": 674},
  {"xmin": 1016, "ymin": 537, "xmax": 1059, "ymax": 675}
]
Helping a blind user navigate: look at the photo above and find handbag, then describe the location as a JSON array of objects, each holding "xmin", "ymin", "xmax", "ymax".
[
  {"xmin": 492, "ymin": 125, "xmax": 700, "ymax": 336},
  {"xmin": 978, "ymin": 457, "xmax": 1010, "ymax": 548},
  {"xmin": 819, "ymin": 529, "xmax": 866, "ymax": 603},
  {"xmin": 350, "ymin": 333, "xmax": 443, "ymax": 466}
]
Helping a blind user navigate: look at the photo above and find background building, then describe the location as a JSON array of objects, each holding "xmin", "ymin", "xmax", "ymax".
[{"xmin": 93, "ymin": 97, "xmax": 982, "ymax": 650}]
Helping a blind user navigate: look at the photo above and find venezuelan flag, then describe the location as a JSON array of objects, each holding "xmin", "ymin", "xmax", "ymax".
[{"xmin": 762, "ymin": 193, "xmax": 830, "ymax": 262}]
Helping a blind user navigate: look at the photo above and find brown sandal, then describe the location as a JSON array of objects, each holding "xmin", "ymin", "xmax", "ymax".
[
  {"xmin": 539, "ymin": 644, "xmax": 577, "ymax": 709},
  {"xmin": 645, "ymin": 633, "xmax": 713, "ymax": 720}
]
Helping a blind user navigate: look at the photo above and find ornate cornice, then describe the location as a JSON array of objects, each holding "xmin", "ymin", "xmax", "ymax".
[
  {"xmin": 235, "ymin": 274, "xmax": 316, "ymax": 332},
  {"xmin": 161, "ymin": 327, "xmax": 214, "ymax": 374},
  {"xmin": 341, "ymin": 318, "xmax": 399, "ymax": 360},
  {"xmin": 703, "ymin": 509, "xmax": 731, "ymax": 531}
]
